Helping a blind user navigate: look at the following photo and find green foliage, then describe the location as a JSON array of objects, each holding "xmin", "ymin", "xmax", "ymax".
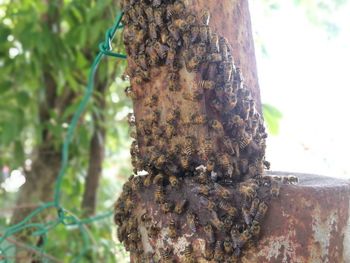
[
  {"xmin": 0, "ymin": 0, "xmax": 132, "ymax": 261},
  {"xmin": 262, "ymin": 103, "xmax": 283, "ymax": 136}
]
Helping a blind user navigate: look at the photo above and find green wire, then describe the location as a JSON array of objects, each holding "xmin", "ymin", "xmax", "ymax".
[{"xmin": 0, "ymin": 11, "xmax": 126, "ymax": 262}]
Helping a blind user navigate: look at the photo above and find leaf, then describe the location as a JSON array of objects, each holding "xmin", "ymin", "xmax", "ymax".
[
  {"xmin": 16, "ymin": 91, "xmax": 30, "ymax": 106},
  {"xmin": 0, "ymin": 80, "xmax": 12, "ymax": 95},
  {"xmin": 262, "ymin": 103, "xmax": 283, "ymax": 135}
]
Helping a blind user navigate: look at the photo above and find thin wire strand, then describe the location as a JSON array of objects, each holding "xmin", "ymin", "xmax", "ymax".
[{"xmin": 0, "ymin": 12, "xmax": 126, "ymax": 262}]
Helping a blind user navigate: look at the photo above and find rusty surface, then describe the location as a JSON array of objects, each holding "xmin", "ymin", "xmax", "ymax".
[{"xmin": 130, "ymin": 173, "xmax": 350, "ymax": 262}]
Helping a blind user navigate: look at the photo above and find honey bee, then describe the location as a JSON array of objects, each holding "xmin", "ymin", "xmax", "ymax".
[
  {"xmin": 263, "ymin": 160, "xmax": 271, "ymax": 170},
  {"xmin": 210, "ymin": 98, "xmax": 223, "ymax": 112},
  {"xmin": 190, "ymin": 26, "xmax": 200, "ymax": 43},
  {"xmin": 239, "ymin": 182, "xmax": 257, "ymax": 200},
  {"xmin": 214, "ymin": 183, "xmax": 231, "ymax": 199},
  {"xmin": 183, "ymin": 90, "xmax": 203, "ymax": 101},
  {"xmin": 148, "ymin": 224, "xmax": 160, "ymax": 238},
  {"xmin": 152, "ymin": 0, "xmax": 162, "ymax": 7},
  {"xmin": 250, "ymin": 220, "xmax": 261, "ymax": 237},
  {"xmin": 128, "ymin": 231, "xmax": 141, "ymax": 242},
  {"xmin": 173, "ymin": 18, "xmax": 189, "ymax": 32},
  {"xmin": 214, "ymin": 241, "xmax": 224, "ymax": 261},
  {"xmin": 242, "ymin": 206, "xmax": 252, "ymax": 225},
  {"xmin": 166, "ymin": 108, "xmax": 180, "ymax": 123},
  {"xmin": 144, "ymin": 7, "xmax": 154, "ymax": 22},
  {"xmin": 186, "ymin": 14, "xmax": 197, "ymax": 26},
  {"xmin": 270, "ymin": 179, "xmax": 281, "ymax": 197},
  {"xmin": 167, "ymin": 72, "xmax": 180, "ymax": 91},
  {"xmin": 223, "ymin": 238, "xmax": 233, "ymax": 254},
  {"xmin": 282, "ymin": 175, "xmax": 299, "ymax": 185},
  {"xmin": 238, "ymin": 130, "xmax": 252, "ymax": 149},
  {"xmin": 199, "ymin": 26, "xmax": 209, "ymax": 43},
  {"xmin": 153, "ymin": 173, "xmax": 164, "ymax": 185},
  {"xmin": 249, "ymin": 198, "xmax": 260, "ymax": 216},
  {"xmin": 154, "ymin": 9, "xmax": 164, "ymax": 27},
  {"xmin": 254, "ymin": 202, "xmax": 268, "ymax": 223},
  {"xmin": 206, "ymin": 158, "xmax": 215, "ymax": 173},
  {"xmin": 196, "ymin": 185, "xmax": 210, "ymax": 196},
  {"xmin": 144, "ymin": 94, "xmax": 158, "ymax": 107},
  {"xmin": 148, "ymin": 22, "xmax": 158, "ymax": 40},
  {"xmin": 224, "ymin": 93, "xmax": 238, "ymax": 112},
  {"xmin": 199, "ymin": 196, "xmax": 216, "ymax": 210},
  {"xmin": 219, "ymin": 37, "xmax": 229, "ymax": 60},
  {"xmin": 161, "ymin": 202, "xmax": 173, "ymax": 213},
  {"xmin": 168, "ymin": 219, "xmax": 177, "ymax": 239},
  {"xmin": 164, "ymin": 125, "xmax": 175, "ymax": 138},
  {"xmin": 154, "ymin": 185, "xmax": 165, "ymax": 203},
  {"xmin": 207, "ymin": 53, "xmax": 222, "ymax": 63},
  {"xmin": 204, "ymin": 242, "xmax": 214, "ymax": 260},
  {"xmin": 183, "ymin": 244, "xmax": 195, "ymax": 263},
  {"xmin": 183, "ymin": 136, "xmax": 194, "ymax": 156},
  {"xmin": 169, "ymin": 143, "xmax": 180, "ymax": 156},
  {"xmin": 210, "ymin": 120, "xmax": 224, "ymax": 135},
  {"xmin": 185, "ymin": 55, "xmax": 202, "ymax": 72},
  {"xmin": 200, "ymin": 10, "xmax": 210, "ymax": 26},
  {"xmin": 165, "ymin": 49, "xmax": 177, "ymax": 68},
  {"xmin": 174, "ymin": 199, "xmax": 188, "ymax": 215},
  {"xmin": 186, "ymin": 211, "xmax": 197, "ymax": 232},
  {"xmin": 219, "ymin": 153, "xmax": 233, "ymax": 174},
  {"xmin": 180, "ymin": 154, "xmax": 190, "ymax": 170},
  {"xmin": 140, "ymin": 212, "xmax": 151, "ymax": 223},
  {"xmin": 192, "ymin": 113, "xmax": 207, "ymax": 125},
  {"xmin": 168, "ymin": 24, "xmax": 180, "ymax": 41},
  {"xmin": 210, "ymin": 33, "xmax": 219, "ymax": 53},
  {"xmin": 210, "ymin": 211, "xmax": 225, "ymax": 231},
  {"xmin": 160, "ymin": 247, "xmax": 174, "ymax": 263},
  {"xmin": 219, "ymin": 201, "xmax": 237, "ymax": 217},
  {"xmin": 154, "ymin": 41, "xmax": 168, "ymax": 59},
  {"xmin": 169, "ymin": 175, "xmax": 179, "ymax": 188},
  {"xmin": 124, "ymin": 86, "xmax": 138, "ymax": 100},
  {"xmin": 202, "ymin": 223, "xmax": 215, "ymax": 244},
  {"xmin": 124, "ymin": 196, "xmax": 135, "ymax": 211},
  {"xmin": 131, "ymin": 176, "xmax": 143, "ymax": 191},
  {"xmin": 196, "ymin": 42, "xmax": 207, "ymax": 57},
  {"xmin": 198, "ymin": 80, "xmax": 215, "ymax": 91}
]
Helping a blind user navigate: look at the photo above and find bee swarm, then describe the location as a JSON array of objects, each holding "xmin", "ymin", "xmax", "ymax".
[{"xmin": 115, "ymin": 0, "xmax": 297, "ymax": 262}]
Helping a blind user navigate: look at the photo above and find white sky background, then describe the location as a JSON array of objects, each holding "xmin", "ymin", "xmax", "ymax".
[{"xmin": 250, "ymin": 1, "xmax": 350, "ymax": 178}]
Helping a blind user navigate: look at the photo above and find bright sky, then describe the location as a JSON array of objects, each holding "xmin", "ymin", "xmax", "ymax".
[{"xmin": 250, "ymin": 1, "xmax": 350, "ymax": 178}]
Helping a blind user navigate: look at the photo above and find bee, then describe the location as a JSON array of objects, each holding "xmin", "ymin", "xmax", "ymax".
[
  {"xmin": 168, "ymin": 72, "xmax": 180, "ymax": 91},
  {"xmin": 240, "ymin": 99, "xmax": 251, "ymax": 120},
  {"xmin": 214, "ymin": 241, "xmax": 224, "ymax": 261},
  {"xmin": 210, "ymin": 33, "xmax": 219, "ymax": 53},
  {"xmin": 186, "ymin": 211, "xmax": 197, "ymax": 232},
  {"xmin": 282, "ymin": 175, "xmax": 299, "ymax": 185},
  {"xmin": 183, "ymin": 136, "xmax": 194, "ymax": 156},
  {"xmin": 242, "ymin": 206, "xmax": 252, "ymax": 225},
  {"xmin": 239, "ymin": 182, "xmax": 257, "ymax": 200},
  {"xmin": 154, "ymin": 41, "xmax": 168, "ymax": 59},
  {"xmin": 144, "ymin": 7, "xmax": 154, "ymax": 22},
  {"xmin": 192, "ymin": 113, "xmax": 207, "ymax": 125},
  {"xmin": 219, "ymin": 37, "xmax": 229, "ymax": 60},
  {"xmin": 144, "ymin": 94, "xmax": 158, "ymax": 107},
  {"xmin": 199, "ymin": 196, "xmax": 216, "ymax": 210},
  {"xmin": 183, "ymin": 90, "xmax": 203, "ymax": 101},
  {"xmin": 167, "ymin": 1, "xmax": 185, "ymax": 18},
  {"xmin": 166, "ymin": 49, "xmax": 177, "ymax": 69},
  {"xmin": 153, "ymin": 173, "xmax": 164, "ymax": 185},
  {"xmin": 131, "ymin": 176, "xmax": 143, "ymax": 191},
  {"xmin": 207, "ymin": 53, "xmax": 222, "ymax": 63},
  {"xmin": 270, "ymin": 179, "xmax": 281, "ymax": 197},
  {"xmin": 210, "ymin": 120, "xmax": 224, "ymax": 135},
  {"xmin": 186, "ymin": 14, "xmax": 197, "ymax": 26},
  {"xmin": 140, "ymin": 212, "xmax": 151, "ymax": 223},
  {"xmin": 168, "ymin": 219, "xmax": 177, "ymax": 239},
  {"xmin": 117, "ymin": 223, "xmax": 127, "ymax": 242},
  {"xmin": 238, "ymin": 130, "xmax": 252, "ymax": 149},
  {"xmin": 180, "ymin": 154, "xmax": 190, "ymax": 170},
  {"xmin": 174, "ymin": 199, "xmax": 188, "ymax": 214},
  {"xmin": 128, "ymin": 231, "xmax": 141, "ymax": 242},
  {"xmin": 196, "ymin": 42, "xmax": 207, "ymax": 57},
  {"xmin": 124, "ymin": 195, "xmax": 135, "ymax": 211},
  {"xmin": 124, "ymin": 86, "xmax": 138, "ymax": 100},
  {"xmin": 168, "ymin": 24, "xmax": 180, "ymax": 41},
  {"xmin": 148, "ymin": 224, "xmax": 160, "ymax": 238},
  {"xmin": 206, "ymin": 158, "xmax": 215, "ymax": 173},
  {"xmin": 164, "ymin": 125, "xmax": 175, "ymax": 139},
  {"xmin": 190, "ymin": 26, "xmax": 200, "ymax": 43},
  {"xmin": 223, "ymin": 215, "xmax": 234, "ymax": 231},
  {"xmin": 185, "ymin": 55, "xmax": 202, "ymax": 72},
  {"xmin": 152, "ymin": 0, "xmax": 162, "ymax": 7},
  {"xmin": 169, "ymin": 144, "xmax": 180, "ymax": 156},
  {"xmin": 263, "ymin": 160, "xmax": 271, "ymax": 170},
  {"xmin": 196, "ymin": 185, "xmax": 210, "ymax": 196},
  {"xmin": 166, "ymin": 108, "xmax": 180, "ymax": 123},
  {"xmin": 237, "ymin": 229, "xmax": 252, "ymax": 248},
  {"xmin": 154, "ymin": 185, "xmax": 165, "ymax": 203},
  {"xmin": 173, "ymin": 18, "xmax": 189, "ymax": 32},
  {"xmin": 199, "ymin": 26, "xmax": 209, "ymax": 43},
  {"xmin": 148, "ymin": 22, "xmax": 158, "ymax": 40},
  {"xmin": 154, "ymin": 9, "xmax": 164, "ymax": 27},
  {"xmin": 223, "ymin": 238, "xmax": 233, "ymax": 254},
  {"xmin": 254, "ymin": 202, "xmax": 268, "ymax": 223},
  {"xmin": 219, "ymin": 201, "xmax": 237, "ymax": 217},
  {"xmin": 200, "ymin": 10, "xmax": 210, "ymax": 26},
  {"xmin": 230, "ymin": 227, "xmax": 240, "ymax": 248},
  {"xmin": 250, "ymin": 220, "xmax": 261, "ymax": 237},
  {"xmin": 202, "ymin": 137, "xmax": 213, "ymax": 158},
  {"xmin": 155, "ymin": 154, "xmax": 166, "ymax": 169},
  {"xmin": 182, "ymin": 244, "xmax": 195, "ymax": 263},
  {"xmin": 169, "ymin": 175, "xmax": 179, "ymax": 188},
  {"xmin": 221, "ymin": 61, "xmax": 233, "ymax": 83},
  {"xmin": 224, "ymin": 94, "xmax": 238, "ymax": 112},
  {"xmin": 249, "ymin": 198, "xmax": 260, "ymax": 216},
  {"xmin": 214, "ymin": 183, "xmax": 231, "ymax": 199},
  {"xmin": 204, "ymin": 223, "xmax": 215, "ymax": 244},
  {"xmin": 196, "ymin": 166, "xmax": 209, "ymax": 183},
  {"xmin": 161, "ymin": 202, "xmax": 173, "ymax": 213},
  {"xmin": 160, "ymin": 247, "xmax": 174, "ymax": 263},
  {"xmin": 204, "ymin": 242, "xmax": 214, "ymax": 260},
  {"xmin": 198, "ymin": 80, "xmax": 215, "ymax": 91},
  {"xmin": 210, "ymin": 211, "xmax": 225, "ymax": 231}
]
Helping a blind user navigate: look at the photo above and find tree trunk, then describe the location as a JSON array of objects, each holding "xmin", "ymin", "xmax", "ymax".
[{"xmin": 114, "ymin": 0, "xmax": 350, "ymax": 262}]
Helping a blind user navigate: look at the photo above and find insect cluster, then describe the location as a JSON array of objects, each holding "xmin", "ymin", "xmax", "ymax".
[{"xmin": 115, "ymin": 0, "xmax": 298, "ymax": 262}]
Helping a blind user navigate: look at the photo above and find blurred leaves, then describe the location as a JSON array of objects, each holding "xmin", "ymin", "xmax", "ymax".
[{"xmin": 262, "ymin": 103, "xmax": 283, "ymax": 135}]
